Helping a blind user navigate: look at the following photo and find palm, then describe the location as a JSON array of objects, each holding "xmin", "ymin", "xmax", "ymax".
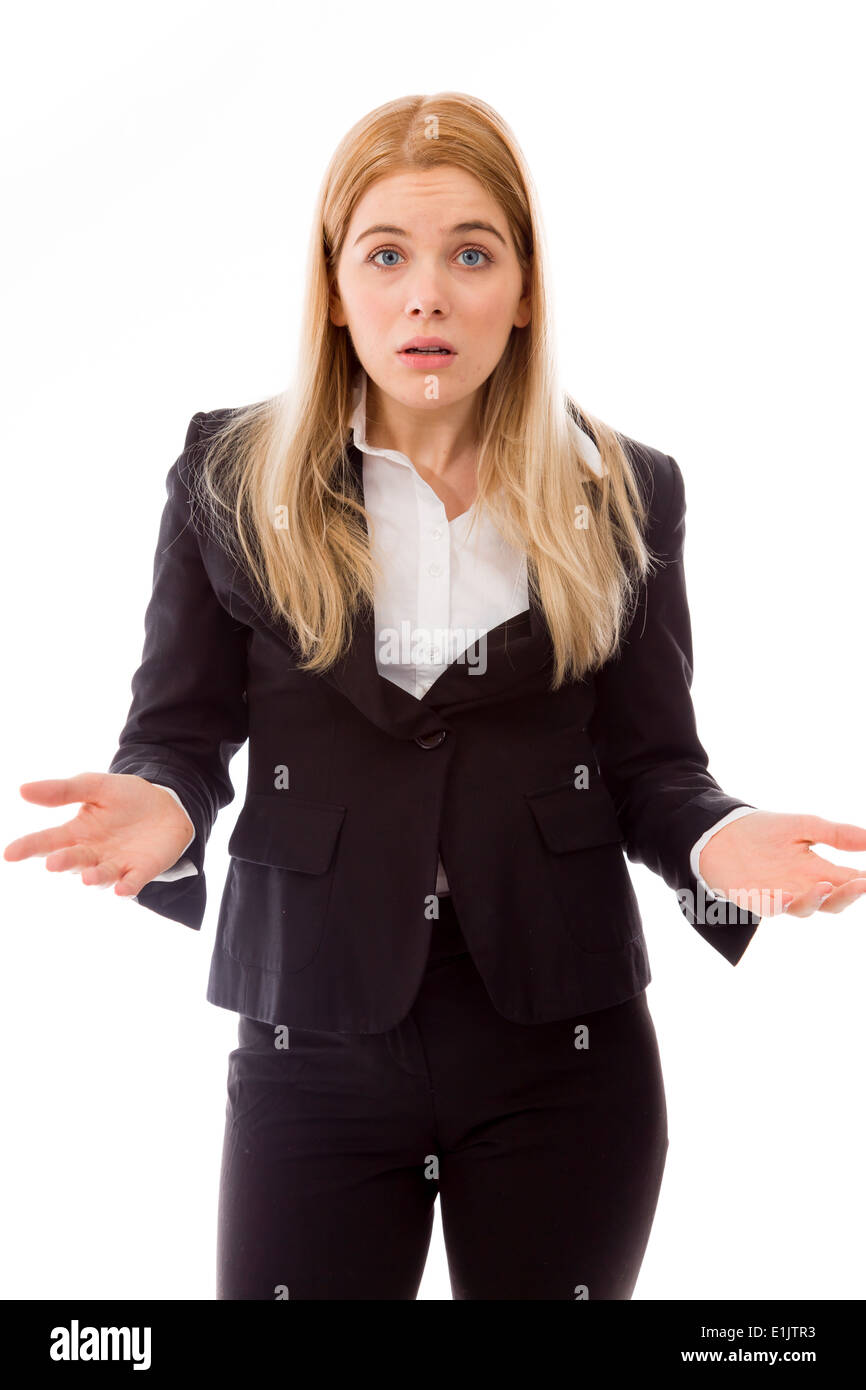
[
  {"xmin": 4, "ymin": 772, "xmax": 194, "ymax": 897},
  {"xmin": 699, "ymin": 810, "xmax": 866, "ymax": 916}
]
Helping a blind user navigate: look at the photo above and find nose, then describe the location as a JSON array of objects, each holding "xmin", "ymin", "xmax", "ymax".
[
  {"xmin": 405, "ymin": 298, "xmax": 446, "ymax": 317},
  {"xmin": 404, "ymin": 264, "xmax": 450, "ymax": 319}
]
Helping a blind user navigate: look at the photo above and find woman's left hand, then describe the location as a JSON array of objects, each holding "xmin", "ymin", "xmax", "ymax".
[{"xmin": 698, "ymin": 811, "xmax": 866, "ymax": 916}]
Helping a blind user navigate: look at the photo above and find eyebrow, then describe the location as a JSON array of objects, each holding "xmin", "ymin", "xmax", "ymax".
[{"xmin": 352, "ymin": 220, "xmax": 508, "ymax": 248}]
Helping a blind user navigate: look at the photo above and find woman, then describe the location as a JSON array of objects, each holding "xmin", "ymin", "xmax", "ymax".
[{"xmin": 6, "ymin": 93, "xmax": 866, "ymax": 1300}]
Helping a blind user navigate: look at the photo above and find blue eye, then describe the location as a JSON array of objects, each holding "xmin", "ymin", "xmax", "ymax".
[
  {"xmin": 366, "ymin": 244, "xmax": 494, "ymax": 270},
  {"xmin": 456, "ymin": 247, "xmax": 491, "ymax": 267}
]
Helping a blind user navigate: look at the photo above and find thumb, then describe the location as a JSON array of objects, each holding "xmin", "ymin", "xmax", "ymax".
[
  {"xmin": 798, "ymin": 816, "xmax": 866, "ymax": 852},
  {"xmin": 19, "ymin": 772, "xmax": 107, "ymax": 808}
]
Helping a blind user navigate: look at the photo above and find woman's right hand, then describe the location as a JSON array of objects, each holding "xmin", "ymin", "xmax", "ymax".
[{"xmin": 3, "ymin": 772, "xmax": 196, "ymax": 897}]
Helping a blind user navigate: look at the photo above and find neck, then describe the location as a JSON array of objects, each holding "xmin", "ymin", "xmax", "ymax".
[{"xmin": 364, "ymin": 377, "xmax": 481, "ymax": 480}]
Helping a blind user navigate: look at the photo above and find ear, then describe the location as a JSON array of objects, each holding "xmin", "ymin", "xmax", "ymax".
[
  {"xmin": 511, "ymin": 258, "xmax": 531, "ymax": 327},
  {"xmin": 329, "ymin": 281, "xmax": 347, "ymax": 328},
  {"xmin": 514, "ymin": 286, "xmax": 531, "ymax": 329}
]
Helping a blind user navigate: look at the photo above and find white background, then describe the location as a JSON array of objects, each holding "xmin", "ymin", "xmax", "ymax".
[{"xmin": 2, "ymin": 0, "xmax": 864, "ymax": 1301}]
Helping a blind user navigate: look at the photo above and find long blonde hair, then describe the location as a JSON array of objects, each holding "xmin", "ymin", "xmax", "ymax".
[{"xmin": 190, "ymin": 92, "xmax": 655, "ymax": 689}]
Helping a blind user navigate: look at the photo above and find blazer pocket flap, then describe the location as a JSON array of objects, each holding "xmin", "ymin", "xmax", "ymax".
[
  {"xmin": 228, "ymin": 793, "xmax": 347, "ymax": 873},
  {"xmin": 524, "ymin": 780, "xmax": 624, "ymax": 852}
]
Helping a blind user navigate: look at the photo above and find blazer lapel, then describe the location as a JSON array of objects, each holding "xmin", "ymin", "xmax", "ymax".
[{"xmin": 315, "ymin": 441, "xmax": 555, "ymax": 739}]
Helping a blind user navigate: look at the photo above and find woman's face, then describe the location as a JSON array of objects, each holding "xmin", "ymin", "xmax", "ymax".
[{"xmin": 330, "ymin": 166, "xmax": 530, "ymax": 412}]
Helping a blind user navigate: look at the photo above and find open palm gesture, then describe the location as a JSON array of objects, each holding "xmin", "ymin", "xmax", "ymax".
[{"xmin": 4, "ymin": 772, "xmax": 194, "ymax": 898}]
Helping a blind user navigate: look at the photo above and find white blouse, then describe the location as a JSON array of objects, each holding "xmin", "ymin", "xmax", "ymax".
[{"xmin": 146, "ymin": 372, "xmax": 756, "ymax": 902}]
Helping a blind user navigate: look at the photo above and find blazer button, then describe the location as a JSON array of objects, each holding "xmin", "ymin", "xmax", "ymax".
[{"xmin": 415, "ymin": 729, "xmax": 447, "ymax": 748}]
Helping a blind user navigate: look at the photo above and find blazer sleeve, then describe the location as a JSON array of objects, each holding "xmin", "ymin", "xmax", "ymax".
[
  {"xmin": 107, "ymin": 412, "xmax": 249, "ymax": 929},
  {"xmin": 586, "ymin": 450, "xmax": 761, "ymax": 964}
]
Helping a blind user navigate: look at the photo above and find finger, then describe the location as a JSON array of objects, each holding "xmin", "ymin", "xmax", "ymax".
[
  {"xmin": 80, "ymin": 860, "xmax": 125, "ymax": 888},
  {"xmin": 114, "ymin": 867, "xmax": 147, "ymax": 897},
  {"xmin": 4, "ymin": 819, "xmax": 88, "ymax": 862},
  {"xmin": 815, "ymin": 877, "xmax": 866, "ymax": 914},
  {"xmin": 797, "ymin": 816, "xmax": 866, "ymax": 852},
  {"xmin": 785, "ymin": 880, "xmax": 835, "ymax": 917},
  {"xmin": 44, "ymin": 844, "xmax": 100, "ymax": 874},
  {"xmin": 17, "ymin": 773, "xmax": 108, "ymax": 809},
  {"xmin": 802, "ymin": 853, "xmax": 861, "ymax": 887},
  {"xmin": 715, "ymin": 887, "xmax": 794, "ymax": 916}
]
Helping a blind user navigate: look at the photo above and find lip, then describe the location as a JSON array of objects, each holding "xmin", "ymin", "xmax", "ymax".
[
  {"xmin": 398, "ymin": 337, "xmax": 456, "ymax": 353},
  {"xmin": 396, "ymin": 336, "xmax": 457, "ymax": 370}
]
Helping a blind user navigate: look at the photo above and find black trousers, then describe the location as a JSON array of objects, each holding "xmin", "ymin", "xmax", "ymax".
[{"xmin": 216, "ymin": 896, "xmax": 669, "ymax": 1300}]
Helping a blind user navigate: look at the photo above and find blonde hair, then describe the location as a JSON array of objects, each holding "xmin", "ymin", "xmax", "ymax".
[{"xmin": 190, "ymin": 92, "xmax": 655, "ymax": 689}]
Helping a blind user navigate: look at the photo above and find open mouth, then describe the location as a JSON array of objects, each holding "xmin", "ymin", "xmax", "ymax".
[{"xmin": 397, "ymin": 340, "xmax": 457, "ymax": 367}]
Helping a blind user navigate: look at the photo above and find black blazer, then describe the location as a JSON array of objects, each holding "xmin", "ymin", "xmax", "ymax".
[{"xmin": 107, "ymin": 411, "xmax": 761, "ymax": 1031}]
